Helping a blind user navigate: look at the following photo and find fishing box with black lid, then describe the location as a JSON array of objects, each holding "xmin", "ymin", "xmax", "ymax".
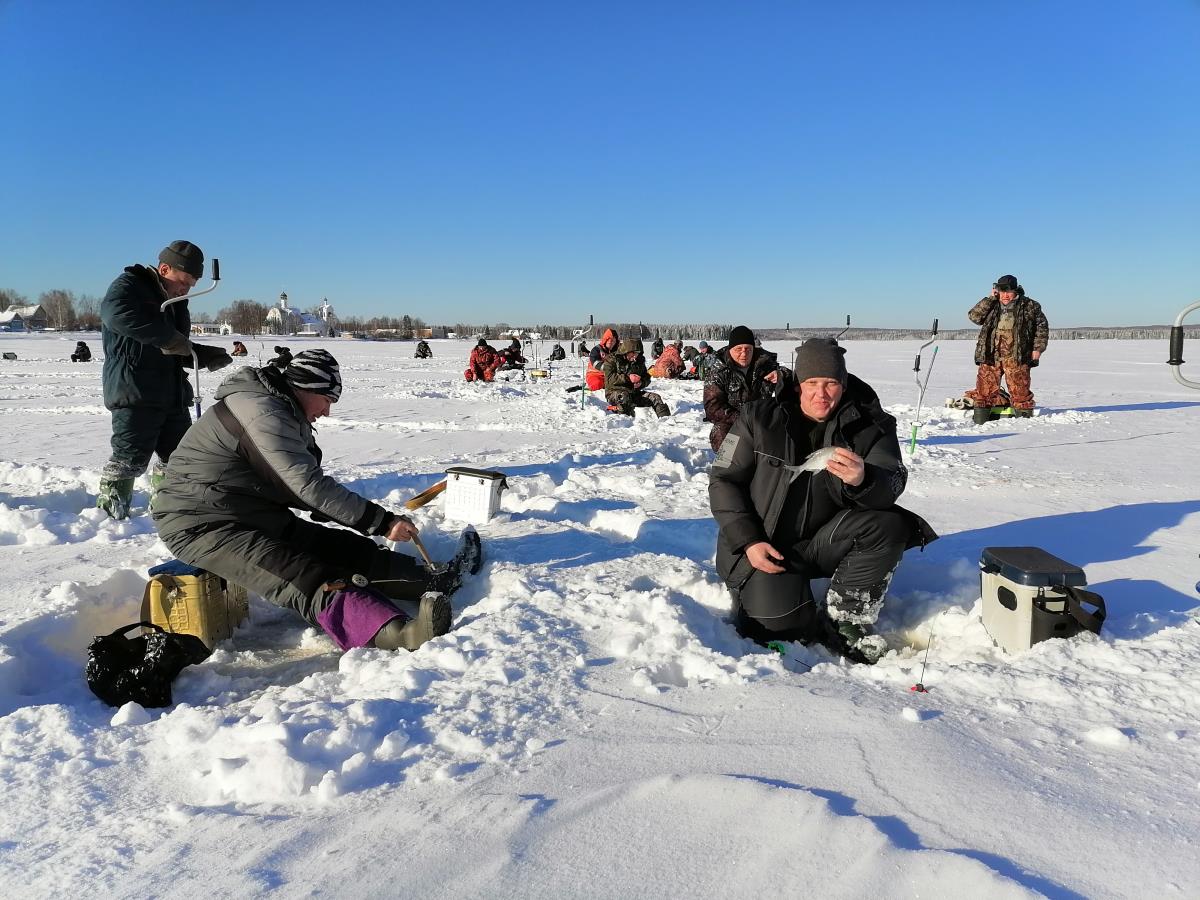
[
  {"xmin": 979, "ymin": 546, "xmax": 1106, "ymax": 654},
  {"xmin": 443, "ymin": 466, "xmax": 508, "ymax": 524}
]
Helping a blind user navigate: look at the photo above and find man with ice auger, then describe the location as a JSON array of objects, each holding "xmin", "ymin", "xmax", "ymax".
[
  {"xmin": 152, "ymin": 349, "xmax": 482, "ymax": 652},
  {"xmin": 96, "ymin": 240, "xmax": 233, "ymax": 519},
  {"xmin": 959, "ymin": 273, "xmax": 1049, "ymax": 420},
  {"xmin": 709, "ymin": 338, "xmax": 936, "ymax": 664}
]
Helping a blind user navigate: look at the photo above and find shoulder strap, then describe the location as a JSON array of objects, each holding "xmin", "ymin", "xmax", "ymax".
[
  {"xmin": 1054, "ymin": 585, "xmax": 1107, "ymax": 634},
  {"xmin": 213, "ymin": 400, "xmax": 320, "ymax": 516}
]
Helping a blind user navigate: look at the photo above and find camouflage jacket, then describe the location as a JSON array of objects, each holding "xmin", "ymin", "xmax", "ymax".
[{"xmin": 968, "ymin": 294, "xmax": 1049, "ymax": 365}]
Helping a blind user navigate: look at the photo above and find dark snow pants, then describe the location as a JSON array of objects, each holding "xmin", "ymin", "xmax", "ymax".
[
  {"xmin": 733, "ymin": 508, "xmax": 909, "ymax": 642},
  {"xmin": 157, "ymin": 514, "xmax": 433, "ymax": 626},
  {"xmin": 103, "ymin": 405, "xmax": 192, "ymax": 479},
  {"xmin": 606, "ymin": 389, "xmax": 669, "ymax": 416}
]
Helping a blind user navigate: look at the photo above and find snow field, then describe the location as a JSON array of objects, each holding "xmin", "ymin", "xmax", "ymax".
[{"xmin": 1, "ymin": 334, "xmax": 1199, "ymax": 897}]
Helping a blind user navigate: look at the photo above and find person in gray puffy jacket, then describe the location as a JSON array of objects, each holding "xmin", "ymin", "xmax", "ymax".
[{"xmin": 152, "ymin": 349, "xmax": 481, "ymax": 652}]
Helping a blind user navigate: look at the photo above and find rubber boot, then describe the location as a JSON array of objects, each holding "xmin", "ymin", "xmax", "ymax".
[
  {"xmin": 96, "ymin": 477, "xmax": 134, "ymax": 520},
  {"xmin": 836, "ymin": 622, "xmax": 888, "ymax": 665},
  {"xmin": 1012, "ymin": 408, "xmax": 1034, "ymax": 418},
  {"xmin": 148, "ymin": 463, "xmax": 167, "ymax": 512},
  {"xmin": 972, "ymin": 406, "xmax": 994, "ymax": 425},
  {"xmin": 371, "ymin": 592, "xmax": 452, "ymax": 651},
  {"xmin": 653, "ymin": 401, "xmax": 671, "ymax": 418}
]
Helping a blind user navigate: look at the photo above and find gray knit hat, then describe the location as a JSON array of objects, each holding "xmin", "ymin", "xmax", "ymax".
[
  {"xmin": 284, "ymin": 349, "xmax": 342, "ymax": 401},
  {"xmin": 158, "ymin": 240, "xmax": 204, "ymax": 280},
  {"xmin": 794, "ymin": 338, "xmax": 847, "ymax": 384}
]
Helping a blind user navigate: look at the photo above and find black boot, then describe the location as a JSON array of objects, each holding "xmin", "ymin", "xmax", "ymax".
[{"xmin": 427, "ymin": 527, "xmax": 483, "ymax": 596}]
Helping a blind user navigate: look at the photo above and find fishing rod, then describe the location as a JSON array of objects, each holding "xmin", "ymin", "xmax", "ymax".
[
  {"xmin": 161, "ymin": 258, "xmax": 222, "ymax": 420},
  {"xmin": 909, "ymin": 613, "xmax": 940, "ymax": 693},
  {"xmin": 909, "ymin": 318, "xmax": 939, "ymax": 454},
  {"xmin": 1168, "ymin": 300, "xmax": 1200, "ymax": 390}
]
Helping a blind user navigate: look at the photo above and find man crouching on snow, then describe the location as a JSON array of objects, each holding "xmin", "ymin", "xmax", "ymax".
[
  {"xmin": 708, "ymin": 339, "xmax": 936, "ymax": 664},
  {"xmin": 152, "ymin": 349, "xmax": 481, "ymax": 652}
]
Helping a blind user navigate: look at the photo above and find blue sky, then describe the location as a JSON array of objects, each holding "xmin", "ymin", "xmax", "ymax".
[{"xmin": 2, "ymin": 1, "xmax": 1197, "ymax": 328}]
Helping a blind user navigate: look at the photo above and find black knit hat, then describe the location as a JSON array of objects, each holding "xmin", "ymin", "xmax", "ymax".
[
  {"xmin": 727, "ymin": 325, "xmax": 755, "ymax": 348},
  {"xmin": 284, "ymin": 349, "xmax": 342, "ymax": 401},
  {"xmin": 158, "ymin": 240, "xmax": 204, "ymax": 280},
  {"xmin": 994, "ymin": 274, "xmax": 1019, "ymax": 291},
  {"xmin": 477, "ymin": 338, "xmax": 488, "ymax": 347},
  {"xmin": 794, "ymin": 338, "xmax": 847, "ymax": 384}
]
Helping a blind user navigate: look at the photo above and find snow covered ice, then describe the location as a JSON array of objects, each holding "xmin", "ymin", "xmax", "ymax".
[{"xmin": 1, "ymin": 334, "xmax": 1199, "ymax": 898}]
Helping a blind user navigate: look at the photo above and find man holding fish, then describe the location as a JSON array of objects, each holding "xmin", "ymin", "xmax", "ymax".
[{"xmin": 708, "ymin": 338, "xmax": 937, "ymax": 663}]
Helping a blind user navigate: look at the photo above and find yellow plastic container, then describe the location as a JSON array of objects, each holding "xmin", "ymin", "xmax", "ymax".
[{"xmin": 141, "ymin": 570, "xmax": 248, "ymax": 650}]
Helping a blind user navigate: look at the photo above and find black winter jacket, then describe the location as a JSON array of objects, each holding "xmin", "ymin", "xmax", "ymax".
[
  {"xmin": 708, "ymin": 375, "xmax": 937, "ymax": 590},
  {"xmin": 101, "ymin": 264, "xmax": 192, "ymax": 410}
]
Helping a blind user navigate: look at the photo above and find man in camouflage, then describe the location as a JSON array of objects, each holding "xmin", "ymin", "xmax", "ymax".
[
  {"xmin": 603, "ymin": 339, "xmax": 670, "ymax": 417},
  {"xmin": 963, "ymin": 274, "xmax": 1049, "ymax": 416}
]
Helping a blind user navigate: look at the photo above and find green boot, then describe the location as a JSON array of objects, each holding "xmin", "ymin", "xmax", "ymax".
[
  {"xmin": 371, "ymin": 592, "xmax": 452, "ymax": 651},
  {"xmin": 96, "ymin": 477, "xmax": 134, "ymax": 520},
  {"xmin": 148, "ymin": 463, "xmax": 167, "ymax": 511}
]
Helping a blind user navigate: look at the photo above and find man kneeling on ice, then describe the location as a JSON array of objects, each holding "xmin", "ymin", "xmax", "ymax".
[
  {"xmin": 152, "ymin": 349, "xmax": 481, "ymax": 652},
  {"xmin": 708, "ymin": 339, "xmax": 936, "ymax": 664}
]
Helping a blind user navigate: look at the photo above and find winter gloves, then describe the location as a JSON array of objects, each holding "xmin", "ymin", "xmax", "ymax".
[{"xmin": 161, "ymin": 338, "xmax": 234, "ymax": 372}]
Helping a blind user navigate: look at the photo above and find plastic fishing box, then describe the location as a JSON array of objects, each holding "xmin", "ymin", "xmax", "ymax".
[
  {"xmin": 979, "ymin": 547, "xmax": 1088, "ymax": 653},
  {"xmin": 443, "ymin": 466, "xmax": 508, "ymax": 524},
  {"xmin": 141, "ymin": 560, "xmax": 249, "ymax": 650}
]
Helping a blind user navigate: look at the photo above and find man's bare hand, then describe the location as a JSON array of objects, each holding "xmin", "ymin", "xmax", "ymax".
[
  {"xmin": 387, "ymin": 516, "xmax": 418, "ymax": 543},
  {"xmin": 825, "ymin": 447, "xmax": 865, "ymax": 487},
  {"xmin": 746, "ymin": 541, "xmax": 786, "ymax": 574},
  {"xmin": 763, "ymin": 370, "xmax": 779, "ymax": 384}
]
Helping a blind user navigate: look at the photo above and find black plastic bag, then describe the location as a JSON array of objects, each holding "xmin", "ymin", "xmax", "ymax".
[{"xmin": 86, "ymin": 622, "xmax": 212, "ymax": 709}]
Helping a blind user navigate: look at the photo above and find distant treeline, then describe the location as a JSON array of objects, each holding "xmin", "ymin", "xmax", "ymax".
[{"xmin": 756, "ymin": 326, "xmax": 1200, "ymax": 341}]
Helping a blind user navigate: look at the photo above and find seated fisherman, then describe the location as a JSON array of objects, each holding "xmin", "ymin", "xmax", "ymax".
[
  {"xmin": 602, "ymin": 338, "xmax": 671, "ymax": 418},
  {"xmin": 152, "ymin": 349, "xmax": 482, "ymax": 652}
]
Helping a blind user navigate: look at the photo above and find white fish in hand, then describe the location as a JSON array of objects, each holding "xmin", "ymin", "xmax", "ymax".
[{"xmin": 799, "ymin": 446, "xmax": 839, "ymax": 472}]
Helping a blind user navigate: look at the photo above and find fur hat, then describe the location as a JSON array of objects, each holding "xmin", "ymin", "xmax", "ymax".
[{"xmin": 994, "ymin": 274, "xmax": 1020, "ymax": 292}]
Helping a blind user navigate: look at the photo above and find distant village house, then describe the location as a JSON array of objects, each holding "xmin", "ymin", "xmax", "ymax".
[{"xmin": 0, "ymin": 305, "xmax": 48, "ymax": 331}]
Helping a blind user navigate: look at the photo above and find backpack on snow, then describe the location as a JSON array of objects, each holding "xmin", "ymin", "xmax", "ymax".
[{"xmin": 85, "ymin": 622, "xmax": 212, "ymax": 708}]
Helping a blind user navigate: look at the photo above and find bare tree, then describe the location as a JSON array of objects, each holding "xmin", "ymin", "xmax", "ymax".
[
  {"xmin": 0, "ymin": 288, "xmax": 26, "ymax": 313},
  {"xmin": 216, "ymin": 299, "xmax": 270, "ymax": 335},
  {"xmin": 75, "ymin": 294, "xmax": 101, "ymax": 331},
  {"xmin": 38, "ymin": 289, "xmax": 77, "ymax": 330}
]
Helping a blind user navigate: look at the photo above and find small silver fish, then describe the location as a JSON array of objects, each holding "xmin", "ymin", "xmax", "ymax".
[
  {"xmin": 754, "ymin": 446, "xmax": 839, "ymax": 484},
  {"xmin": 799, "ymin": 446, "xmax": 839, "ymax": 473}
]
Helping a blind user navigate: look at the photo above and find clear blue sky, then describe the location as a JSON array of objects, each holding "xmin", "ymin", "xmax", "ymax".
[{"xmin": 2, "ymin": 1, "xmax": 1197, "ymax": 328}]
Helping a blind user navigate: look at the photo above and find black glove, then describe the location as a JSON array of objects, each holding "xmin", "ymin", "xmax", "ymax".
[
  {"xmin": 161, "ymin": 332, "xmax": 194, "ymax": 357},
  {"xmin": 1029, "ymin": 358, "xmax": 1040, "ymax": 368},
  {"xmin": 192, "ymin": 343, "xmax": 234, "ymax": 372}
]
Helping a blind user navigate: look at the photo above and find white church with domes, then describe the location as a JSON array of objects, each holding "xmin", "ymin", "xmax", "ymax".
[{"xmin": 264, "ymin": 293, "xmax": 338, "ymax": 336}]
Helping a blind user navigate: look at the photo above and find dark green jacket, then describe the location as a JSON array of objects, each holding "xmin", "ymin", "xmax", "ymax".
[
  {"xmin": 602, "ymin": 340, "xmax": 651, "ymax": 399},
  {"xmin": 101, "ymin": 264, "xmax": 192, "ymax": 410}
]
